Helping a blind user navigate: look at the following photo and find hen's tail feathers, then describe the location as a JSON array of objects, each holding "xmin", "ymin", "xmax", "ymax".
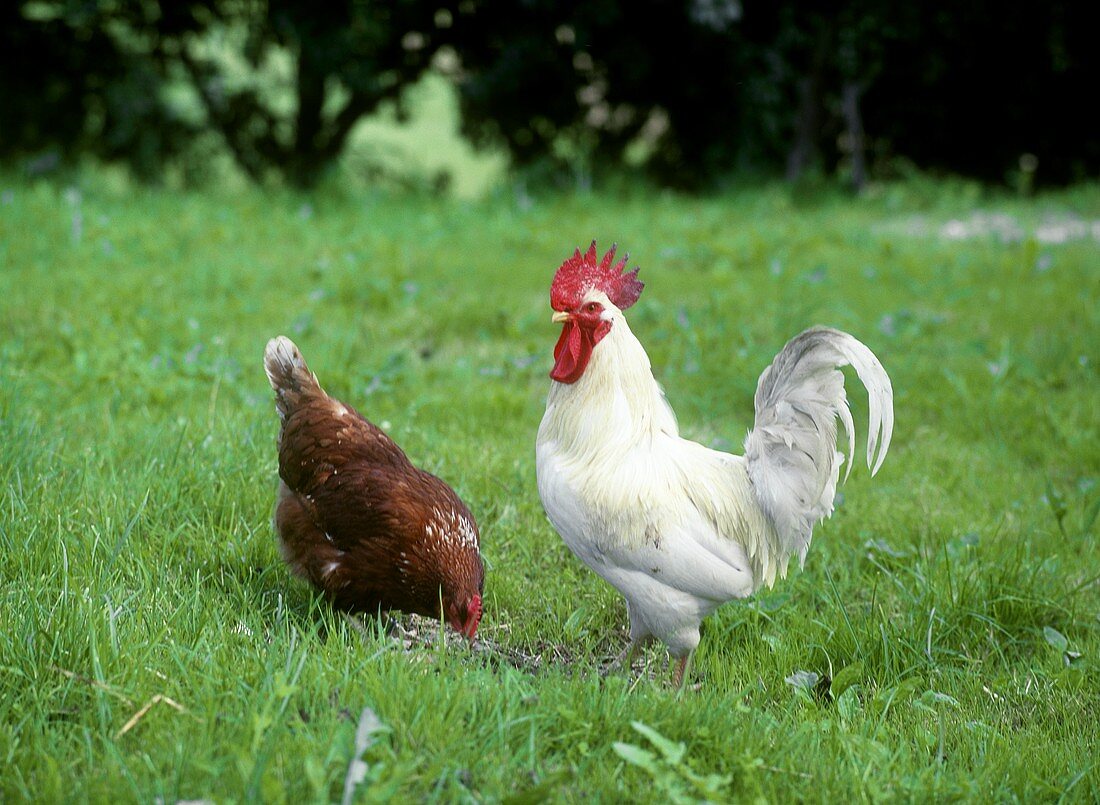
[
  {"xmin": 263, "ymin": 336, "xmax": 323, "ymax": 421},
  {"xmin": 744, "ymin": 327, "xmax": 894, "ymax": 573}
]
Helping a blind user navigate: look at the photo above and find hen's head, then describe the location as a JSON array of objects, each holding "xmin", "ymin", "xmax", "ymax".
[
  {"xmin": 549, "ymin": 241, "xmax": 643, "ymax": 383},
  {"xmin": 443, "ymin": 549, "xmax": 485, "ymax": 641},
  {"xmin": 447, "ymin": 589, "xmax": 483, "ymax": 641}
]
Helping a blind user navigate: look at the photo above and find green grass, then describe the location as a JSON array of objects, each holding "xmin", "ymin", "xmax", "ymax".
[{"xmin": 1, "ymin": 174, "xmax": 1098, "ymax": 802}]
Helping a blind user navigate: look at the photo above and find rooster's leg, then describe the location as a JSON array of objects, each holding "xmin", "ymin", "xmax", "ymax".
[
  {"xmin": 610, "ymin": 639, "xmax": 640, "ymax": 673},
  {"xmin": 671, "ymin": 652, "xmax": 694, "ymax": 690}
]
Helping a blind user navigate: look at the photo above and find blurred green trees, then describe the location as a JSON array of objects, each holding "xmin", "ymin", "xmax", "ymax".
[
  {"xmin": 2, "ymin": 0, "xmax": 1095, "ymax": 189},
  {"xmin": 451, "ymin": 0, "xmax": 1097, "ymax": 188},
  {"xmin": 2, "ymin": 0, "xmax": 453, "ymax": 186}
]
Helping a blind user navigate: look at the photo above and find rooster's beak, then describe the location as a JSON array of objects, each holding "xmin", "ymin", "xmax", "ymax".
[{"xmin": 552, "ymin": 311, "xmax": 571, "ymax": 324}]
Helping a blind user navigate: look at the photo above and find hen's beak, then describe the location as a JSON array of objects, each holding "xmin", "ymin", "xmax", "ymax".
[
  {"xmin": 460, "ymin": 619, "xmax": 478, "ymax": 641},
  {"xmin": 552, "ymin": 311, "xmax": 571, "ymax": 324}
]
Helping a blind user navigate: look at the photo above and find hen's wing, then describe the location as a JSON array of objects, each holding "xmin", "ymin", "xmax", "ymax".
[{"xmin": 277, "ymin": 394, "xmax": 459, "ymax": 550}]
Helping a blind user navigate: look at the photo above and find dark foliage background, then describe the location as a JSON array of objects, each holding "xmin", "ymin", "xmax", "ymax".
[{"xmin": 2, "ymin": 0, "xmax": 1095, "ymax": 189}]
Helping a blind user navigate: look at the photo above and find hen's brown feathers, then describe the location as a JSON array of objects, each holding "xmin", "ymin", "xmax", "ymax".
[{"xmin": 264, "ymin": 336, "xmax": 484, "ymax": 632}]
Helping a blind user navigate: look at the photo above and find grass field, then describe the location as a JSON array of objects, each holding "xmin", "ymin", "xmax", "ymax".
[{"xmin": 1, "ymin": 174, "xmax": 1098, "ymax": 802}]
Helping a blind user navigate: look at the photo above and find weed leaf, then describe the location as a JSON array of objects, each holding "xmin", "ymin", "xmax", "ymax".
[
  {"xmin": 1043, "ymin": 626, "xmax": 1068, "ymax": 652},
  {"xmin": 613, "ymin": 742, "xmax": 656, "ymax": 768}
]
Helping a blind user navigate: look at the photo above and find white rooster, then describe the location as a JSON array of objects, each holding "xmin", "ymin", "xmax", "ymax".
[{"xmin": 535, "ymin": 242, "xmax": 894, "ymax": 686}]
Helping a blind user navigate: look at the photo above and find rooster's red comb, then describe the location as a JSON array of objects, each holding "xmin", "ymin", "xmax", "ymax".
[{"xmin": 550, "ymin": 241, "xmax": 644, "ymax": 312}]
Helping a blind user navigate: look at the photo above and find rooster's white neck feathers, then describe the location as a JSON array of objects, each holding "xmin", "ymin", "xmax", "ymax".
[{"xmin": 541, "ymin": 294, "xmax": 678, "ymax": 459}]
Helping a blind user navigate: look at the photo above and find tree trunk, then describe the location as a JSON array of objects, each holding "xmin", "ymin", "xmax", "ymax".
[
  {"xmin": 785, "ymin": 23, "xmax": 834, "ymax": 183},
  {"xmin": 841, "ymin": 81, "xmax": 866, "ymax": 191},
  {"xmin": 288, "ymin": 43, "xmax": 327, "ymax": 188}
]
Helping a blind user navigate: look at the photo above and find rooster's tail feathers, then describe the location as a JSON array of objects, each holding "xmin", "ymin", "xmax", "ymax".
[
  {"xmin": 744, "ymin": 327, "xmax": 893, "ymax": 571},
  {"xmin": 264, "ymin": 336, "xmax": 323, "ymax": 420}
]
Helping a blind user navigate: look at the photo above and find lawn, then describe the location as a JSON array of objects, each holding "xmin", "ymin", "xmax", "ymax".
[{"xmin": 1, "ymin": 174, "xmax": 1097, "ymax": 802}]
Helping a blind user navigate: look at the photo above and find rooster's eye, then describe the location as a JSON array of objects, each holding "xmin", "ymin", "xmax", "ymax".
[{"xmin": 585, "ymin": 302, "xmax": 600, "ymax": 314}]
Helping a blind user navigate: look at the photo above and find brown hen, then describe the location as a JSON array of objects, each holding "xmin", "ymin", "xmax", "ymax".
[{"xmin": 264, "ymin": 336, "xmax": 484, "ymax": 638}]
